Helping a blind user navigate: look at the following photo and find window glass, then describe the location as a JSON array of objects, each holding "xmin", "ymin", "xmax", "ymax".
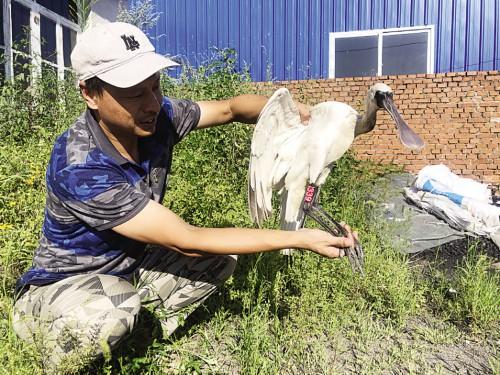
[
  {"xmin": 37, "ymin": 0, "xmax": 70, "ymax": 19},
  {"xmin": 335, "ymin": 36, "xmax": 378, "ymax": 78},
  {"xmin": 0, "ymin": 0, "xmax": 4, "ymax": 47},
  {"xmin": 13, "ymin": 52, "xmax": 30, "ymax": 80},
  {"xmin": 42, "ymin": 61, "xmax": 57, "ymax": 79},
  {"xmin": 63, "ymin": 26, "xmax": 77, "ymax": 67},
  {"xmin": 41, "ymin": 15, "xmax": 57, "ymax": 63},
  {"xmin": 0, "ymin": 48, "xmax": 5, "ymax": 84},
  {"xmin": 11, "ymin": 1, "xmax": 30, "ymax": 54},
  {"xmin": 382, "ymin": 32, "xmax": 428, "ymax": 75},
  {"xmin": 64, "ymin": 68, "xmax": 75, "ymax": 80},
  {"xmin": 68, "ymin": 0, "xmax": 78, "ymax": 24}
]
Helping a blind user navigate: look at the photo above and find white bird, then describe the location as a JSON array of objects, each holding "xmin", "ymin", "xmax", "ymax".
[{"xmin": 248, "ymin": 83, "xmax": 424, "ymax": 253}]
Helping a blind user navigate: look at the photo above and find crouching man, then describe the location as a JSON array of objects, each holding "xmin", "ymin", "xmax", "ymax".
[{"xmin": 12, "ymin": 22, "xmax": 356, "ymax": 369}]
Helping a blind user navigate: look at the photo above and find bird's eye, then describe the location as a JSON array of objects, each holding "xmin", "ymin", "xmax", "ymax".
[{"xmin": 374, "ymin": 91, "xmax": 386, "ymax": 107}]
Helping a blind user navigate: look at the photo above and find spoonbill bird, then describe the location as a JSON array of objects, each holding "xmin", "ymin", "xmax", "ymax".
[{"xmin": 248, "ymin": 83, "xmax": 424, "ymax": 253}]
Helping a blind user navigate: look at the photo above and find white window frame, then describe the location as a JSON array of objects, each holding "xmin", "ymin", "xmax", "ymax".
[
  {"xmin": 328, "ymin": 25, "xmax": 435, "ymax": 78},
  {"xmin": 2, "ymin": 0, "xmax": 80, "ymax": 81}
]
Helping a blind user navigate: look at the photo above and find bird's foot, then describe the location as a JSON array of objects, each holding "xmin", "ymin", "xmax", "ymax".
[
  {"xmin": 302, "ymin": 184, "xmax": 365, "ymax": 276},
  {"xmin": 345, "ymin": 242, "xmax": 365, "ymax": 277}
]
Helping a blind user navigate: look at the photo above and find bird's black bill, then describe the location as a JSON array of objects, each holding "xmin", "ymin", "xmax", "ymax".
[
  {"xmin": 381, "ymin": 95, "xmax": 425, "ymax": 150},
  {"xmin": 302, "ymin": 184, "xmax": 365, "ymax": 276}
]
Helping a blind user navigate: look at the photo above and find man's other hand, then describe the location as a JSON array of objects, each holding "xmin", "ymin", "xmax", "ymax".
[{"xmin": 294, "ymin": 101, "xmax": 312, "ymax": 124}]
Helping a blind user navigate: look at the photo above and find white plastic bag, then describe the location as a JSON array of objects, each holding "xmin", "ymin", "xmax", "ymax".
[{"xmin": 405, "ymin": 164, "xmax": 500, "ymax": 248}]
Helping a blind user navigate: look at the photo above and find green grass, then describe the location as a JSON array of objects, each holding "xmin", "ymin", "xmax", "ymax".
[
  {"xmin": 426, "ymin": 246, "xmax": 499, "ymax": 331},
  {"xmin": 0, "ymin": 52, "xmax": 498, "ymax": 374}
]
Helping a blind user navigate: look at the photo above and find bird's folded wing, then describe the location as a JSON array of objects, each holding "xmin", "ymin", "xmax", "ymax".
[{"xmin": 248, "ymin": 88, "xmax": 305, "ymax": 226}]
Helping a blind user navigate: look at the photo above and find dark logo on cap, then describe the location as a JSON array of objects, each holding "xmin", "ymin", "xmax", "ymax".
[{"xmin": 121, "ymin": 34, "xmax": 140, "ymax": 51}]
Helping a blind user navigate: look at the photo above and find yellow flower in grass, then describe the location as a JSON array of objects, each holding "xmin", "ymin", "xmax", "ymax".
[{"xmin": 0, "ymin": 223, "xmax": 13, "ymax": 230}]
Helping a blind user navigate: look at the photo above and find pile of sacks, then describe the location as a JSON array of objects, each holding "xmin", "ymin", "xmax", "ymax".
[{"xmin": 404, "ymin": 164, "xmax": 500, "ymax": 248}]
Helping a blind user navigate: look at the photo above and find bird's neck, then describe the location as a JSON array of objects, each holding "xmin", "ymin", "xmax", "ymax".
[{"xmin": 354, "ymin": 98, "xmax": 379, "ymax": 137}]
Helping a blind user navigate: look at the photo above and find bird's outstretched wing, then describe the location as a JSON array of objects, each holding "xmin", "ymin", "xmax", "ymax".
[{"xmin": 248, "ymin": 88, "xmax": 306, "ymax": 226}]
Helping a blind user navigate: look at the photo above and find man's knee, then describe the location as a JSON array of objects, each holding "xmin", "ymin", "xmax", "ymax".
[
  {"xmin": 71, "ymin": 274, "xmax": 142, "ymax": 346},
  {"xmin": 217, "ymin": 255, "xmax": 237, "ymax": 283},
  {"xmin": 12, "ymin": 274, "xmax": 142, "ymax": 357}
]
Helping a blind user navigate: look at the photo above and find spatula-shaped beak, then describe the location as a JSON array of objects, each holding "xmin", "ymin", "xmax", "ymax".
[{"xmin": 380, "ymin": 94, "xmax": 425, "ymax": 150}]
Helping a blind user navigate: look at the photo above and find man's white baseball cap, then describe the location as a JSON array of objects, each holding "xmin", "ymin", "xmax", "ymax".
[{"xmin": 71, "ymin": 22, "xmax": 178, "ymax": 88}]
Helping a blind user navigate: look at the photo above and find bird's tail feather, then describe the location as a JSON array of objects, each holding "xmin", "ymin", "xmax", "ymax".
[
  {"xmin": 248, "ymin": 168, "xmax": 261, "ymax": 226},
  {"xmin": 279, "ymin": 190, "xmax": 305, "ymax": 255},
  {"xmin": 248, "ymin": 167, "xmax": 272, "ymax": 227}
]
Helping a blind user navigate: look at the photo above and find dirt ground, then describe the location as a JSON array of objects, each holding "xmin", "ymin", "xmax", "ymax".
[{"xmin": 404, "ymin": 237, "xmax": 499, "ymax": 375}]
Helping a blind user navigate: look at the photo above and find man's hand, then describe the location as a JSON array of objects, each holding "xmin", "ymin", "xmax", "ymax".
[
  {"xmin": 296, "ymin": 225, "xmax": 357, "ymax": 259},
  {"xmin": 294, "ymin": 101, "xmax": 312, "ymax": 124}
]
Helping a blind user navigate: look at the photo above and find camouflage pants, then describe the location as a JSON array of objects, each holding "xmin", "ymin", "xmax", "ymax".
[{"xmin": 12, "ymin": 247, "xmax": 236, "ymax": 369}]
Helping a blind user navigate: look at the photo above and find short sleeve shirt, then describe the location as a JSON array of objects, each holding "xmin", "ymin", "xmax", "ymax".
[{"xmin": 17, "ymin": 97, "xmax": 200, "ymax": 290}]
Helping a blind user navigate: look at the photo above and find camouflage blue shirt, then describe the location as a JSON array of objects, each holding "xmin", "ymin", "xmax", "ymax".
[{"xmin": 17, "ymin": 97, "xmax": 200, "ymax": 291}]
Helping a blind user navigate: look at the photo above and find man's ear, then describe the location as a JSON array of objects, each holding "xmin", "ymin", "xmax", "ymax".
[{"xmin": 79, "ymin": 81, "xmax": 99, "ymax": 110}]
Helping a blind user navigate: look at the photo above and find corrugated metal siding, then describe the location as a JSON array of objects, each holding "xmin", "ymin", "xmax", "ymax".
[{"xmin": 145, "ymin": 0, "xmax": 500, "ymax": 81}]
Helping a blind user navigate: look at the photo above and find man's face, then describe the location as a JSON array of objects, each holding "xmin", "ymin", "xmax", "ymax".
[{"xmin": 87, "ymin": 73, "xmax": 163, "ymax": 138}]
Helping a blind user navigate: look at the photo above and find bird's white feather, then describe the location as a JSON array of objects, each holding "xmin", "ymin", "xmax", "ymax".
[{"xmin": 248, "ymin": 88, "xmax": 306, "ymax": 226}]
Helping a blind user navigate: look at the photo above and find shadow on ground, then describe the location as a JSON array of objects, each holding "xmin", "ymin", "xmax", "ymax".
[{"xmin": 410, "ymin": 236, "xmax": 499, "ymax": 275}]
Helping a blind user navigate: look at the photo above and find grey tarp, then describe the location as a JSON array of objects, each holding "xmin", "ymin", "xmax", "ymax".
[{"xmin": 370, "ymin": 173, "xmax": 467, "ymax": 254}]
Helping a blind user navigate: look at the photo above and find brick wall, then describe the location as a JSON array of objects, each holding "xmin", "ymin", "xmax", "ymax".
[{"xmin": 254, "ymin": 71, "xmax": 499, "ymax": 188}]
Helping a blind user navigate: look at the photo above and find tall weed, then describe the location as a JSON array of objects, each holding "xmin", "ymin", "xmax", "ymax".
[
  {"xmin": 426, "ymin": 245, "xmax": 499, "ymax": 331},
  {"xmin": 162, "ymin": 49, "xmax": 255, "ymax": 228},
  {"xmin": 0, "ymin": 67, "xmax": 83, "ymax": 145}
]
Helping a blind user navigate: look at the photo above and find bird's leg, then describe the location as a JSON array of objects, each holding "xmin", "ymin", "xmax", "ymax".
[
  {"xmin": 305, "ymin": 204, "xmax": 364, "ymax": 275},
  {"xmin": 302, "ymin": 184, "xmax": 365, "ymax": 276}
]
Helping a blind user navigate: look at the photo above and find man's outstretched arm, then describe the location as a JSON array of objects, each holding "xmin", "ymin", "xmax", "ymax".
[
  {"xmin": 196, "ymin": 94, "xmax": 311, "ymax": 129},
  {"xmin": 112, "ymin": 200, "xmax": 354, "ymax": 259}
]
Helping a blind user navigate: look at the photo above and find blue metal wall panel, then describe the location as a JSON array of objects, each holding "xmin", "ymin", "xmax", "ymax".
[
  {"xmin": 263, "ymin": 0, "xmax": 273, "ymax": 79},
  {"xmin": 310, "ymin": 0, "xmax": 321, "ymax": 78},
  {"xmin": 251, "ymin": 0, "xmax": 262, "ymax": 79},
  {"xmin": 370, "ymin": 0, "xmax": 386, "ymax": 30},
  {"xmin": 175, "ymin": 0, "xmax": 186, "ymax": 58},
  {"xmin": 185, "ymin": 0, "xmax": 196, "ymax": 61},
  {"xmin": 285, "ymin": 0, "xmax": 297, "ymax": 80},
  {"xmin": 239, "ymin": 0, "xmax": 250, "ymax": 72},
  {"xmin": 496, "ymin": 0, "xmax": 500, "ymax": 72},
  {"xmin": 145, "ymin": 0, "xmax": 500, "ymax": 81},
  {"xmin": 320, "ymin": 0, "xmax": 333, "ymax": 77},
  {"xmin": 386, "ymin": 0, "xmax": 399, "ymax": 28},
  {"xmin": 358, "ymin": 0, "xmax": 371, "ymax": 30},
  {"xmin": 272, "ymin": 0, "xmax": 283, "ymax": 79},
  {"xmin": 228, "ymin": 0, "xmax": 239, "ymax": 59},
  {"xmin": 481, "ymin": 0, "xmax": 496, "ymax": 71},
  {"xmin": 297, "ymin": 0, "xmax": 308, "ymax": 79},
  {"xmin": 466, "ymin": 0, "xmax": 478, "ymax": 71},
  {"xmin": 333, "ymin": 0, "xmax": 345, "ymax": 31},
  {"xmin": 195, "ymin": 0, "xmax": 206, "ymax": 63},
  {"xmin": 411, "ymin": 0, "xmax": 426, "ymax": 26},
  {"xmin": 345, "ymin": 0, "xmax": 358, "ymax": 31},
  {"xmin": 453, "ymin": 0, "xmax": 466, "ymax": 72}
]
